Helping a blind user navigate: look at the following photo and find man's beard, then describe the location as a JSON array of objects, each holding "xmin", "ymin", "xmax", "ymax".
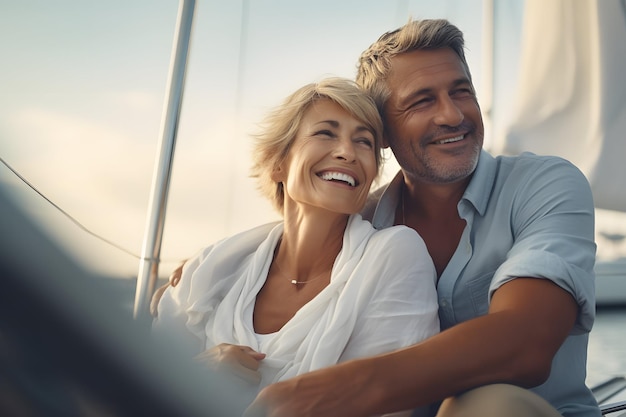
[
  {"xmin": 399, "ymin": 139, "xmax": 481, "ymax": 185},
  {"xmin": 419, "ymin": 142, "xmax": 480, "ymax": 184}
]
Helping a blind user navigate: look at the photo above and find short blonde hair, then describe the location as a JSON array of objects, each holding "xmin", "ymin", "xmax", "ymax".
[{"xmin": 250, "ymin": 77, "xmax": 383, "ymax": 213}]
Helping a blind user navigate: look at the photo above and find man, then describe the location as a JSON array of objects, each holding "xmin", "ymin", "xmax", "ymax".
[
  {"xmin": 155, "ymin": 19, "xmax": 599, "ymax": 417},
  {"xmin": 244, "ymin": 19, "xmax": 599, "ymax": 417}
]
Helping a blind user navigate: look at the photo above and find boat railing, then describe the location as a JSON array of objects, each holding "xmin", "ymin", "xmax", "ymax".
[{"xmin": 593, "ymin": 376, "xmax": 626, "ymax": 415}]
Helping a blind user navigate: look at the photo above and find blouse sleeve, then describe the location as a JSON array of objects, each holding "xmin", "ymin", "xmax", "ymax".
[{"xmin": 338, "ymin": 226, "xmax": 440, "ymax": 362}]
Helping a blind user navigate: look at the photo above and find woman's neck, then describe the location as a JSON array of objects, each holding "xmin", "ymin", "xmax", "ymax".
[
  {"xmin": 252, "ymin": 208, "xmax": 350, "ymax": 334},
  {"xmin": 276, "ymin": 209, "xmax": 349, "ymax": 279}
]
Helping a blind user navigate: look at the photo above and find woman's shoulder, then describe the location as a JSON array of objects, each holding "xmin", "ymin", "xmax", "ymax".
[
  {"xmin": 349, "ymin": 222, "xmax": 436, "ymax": 292},
  {"xmin": 349, "ymin": 214, "xmax": 426, "ymax": 252},
  {"xmin": 356, "ymin": 225, "xmax": 429, "ymax": 273}
]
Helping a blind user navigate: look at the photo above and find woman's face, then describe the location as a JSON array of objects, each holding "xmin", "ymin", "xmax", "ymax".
[{"xmin": 276, "ymin": 98, "xmax": 377, "ymax": 216}]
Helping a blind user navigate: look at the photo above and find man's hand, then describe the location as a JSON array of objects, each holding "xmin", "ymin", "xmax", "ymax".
[
  {"xmin": 196, "ymin": 343, "xmax": 266, "ymax": 385},
  {"xmin": 244, "ymin": 360, "xmax": 375, "ymax": 417},
  {"xmin": 150, "ymin": 261, "xmax": 186, "ymax": 317}
]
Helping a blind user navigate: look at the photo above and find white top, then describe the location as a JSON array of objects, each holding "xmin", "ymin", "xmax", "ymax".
[
  {"xmin": 255, "ymin": 331, "xmax": 276, "ymax": 346},
  {"xmin": 153, "ymin": 214, "xmax": 439, "ymax": 390}
]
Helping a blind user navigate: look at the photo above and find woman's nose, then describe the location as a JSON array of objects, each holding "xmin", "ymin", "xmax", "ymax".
[{"xmin": 333, "ymin": 138, "xmax": 356, "ymax": 162}]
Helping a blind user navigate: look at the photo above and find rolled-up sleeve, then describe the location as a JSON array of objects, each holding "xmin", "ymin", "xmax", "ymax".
[{"xmin": 489, "ymin": 157, "xmax": 596, "ymax": 333}]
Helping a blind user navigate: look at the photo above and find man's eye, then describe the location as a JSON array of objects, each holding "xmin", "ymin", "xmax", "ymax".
[
  {"xmin": 452, "ymin": 88, "xmax": 474, "ymax": 97},
  {"xmin": 412, "ymin": 97, "xmax": 433, "ymax": 108}
]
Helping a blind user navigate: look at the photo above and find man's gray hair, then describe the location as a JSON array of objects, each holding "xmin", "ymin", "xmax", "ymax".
[{"xmin": 356, "ymin": 19, "xmax": 471, "ymax": 113}]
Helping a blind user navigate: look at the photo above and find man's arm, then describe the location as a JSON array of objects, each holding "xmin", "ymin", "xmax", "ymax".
[{"xmin": 246, "ymin": 277, "xmax": 577, "ymax": 417}]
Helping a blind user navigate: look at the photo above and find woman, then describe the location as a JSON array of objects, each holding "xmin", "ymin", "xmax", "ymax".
[{"xmin": 153, "ymin": 78, "xmax": 438, "ymax": 411}]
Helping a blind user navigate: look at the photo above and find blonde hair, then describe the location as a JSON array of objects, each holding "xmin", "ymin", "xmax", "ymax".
[
  {"xmin": 356, "ymin": 18, "xmax": 471, "ymax": 113},
  {"xmin": 250, "ymin": 77, "xmax": 383, "ymax": 213}
]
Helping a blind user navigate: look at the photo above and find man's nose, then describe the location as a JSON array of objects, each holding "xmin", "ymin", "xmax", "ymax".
[{"xmin": 433, "ymin": 96, "xmax": 464, "ymax": 126}]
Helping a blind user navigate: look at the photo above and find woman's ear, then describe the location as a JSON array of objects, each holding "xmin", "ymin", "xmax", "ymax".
[
  {"xmin": 271, "ymin": 164, "xmax": 286, "ymax": 182},
  {"xmin": 381, "ymin": 134, "xmax": 390, "ymax": 149}
]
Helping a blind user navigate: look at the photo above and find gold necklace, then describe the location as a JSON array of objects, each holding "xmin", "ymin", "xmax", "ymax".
[{"xmin": 273, "ymin": 260, "xmax": 331, "ymax": 286}]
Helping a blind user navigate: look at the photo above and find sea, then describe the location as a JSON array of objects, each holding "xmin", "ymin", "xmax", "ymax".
[{"xmin": 587, "ymin": 307, "xmax": 626, "ymax": 389}]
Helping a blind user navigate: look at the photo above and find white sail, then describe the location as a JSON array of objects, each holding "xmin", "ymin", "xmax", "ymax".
[{"xmin": 495, "ymin": 0, "xmax": 626, "ymax": 212}]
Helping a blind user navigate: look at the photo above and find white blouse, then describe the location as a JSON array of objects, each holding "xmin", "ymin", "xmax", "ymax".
[{"xmin": 153, "ymin": 214, "xmax": 439, "ymax": 389}]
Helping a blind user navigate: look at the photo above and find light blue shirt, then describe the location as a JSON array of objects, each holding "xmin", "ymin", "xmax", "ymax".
[{"xmin": 364, "ymin": 150, "xmax": 600, "ymax": 417}]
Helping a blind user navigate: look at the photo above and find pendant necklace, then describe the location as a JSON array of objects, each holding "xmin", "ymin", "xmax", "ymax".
[{"xmin": 273, "ymin": 261, "xmax": 330, "ymax": 286}]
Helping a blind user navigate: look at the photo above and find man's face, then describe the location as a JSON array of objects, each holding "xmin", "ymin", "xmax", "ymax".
[{"xmin": 382, "ymin": 48, "xmax": 484, "ymax": 185}]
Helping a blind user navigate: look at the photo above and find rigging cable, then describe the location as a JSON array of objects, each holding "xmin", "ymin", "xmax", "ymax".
[{"xmin": 0, "ymin": 155, "xmax": 179, "ymax": 265}]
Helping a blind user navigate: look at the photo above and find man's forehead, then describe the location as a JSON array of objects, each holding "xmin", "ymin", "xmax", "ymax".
[
  {"xmin": 390, "ymin": 48, "xmax": 467, "ymax": 81},
  {"xmin": 387, "ymin": 48, "xmax": 470, "ymax": 99}
]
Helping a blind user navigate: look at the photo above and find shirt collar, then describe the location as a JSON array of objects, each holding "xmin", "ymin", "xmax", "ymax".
[
  {"xmin": 461, "ymin": 150, "xmax": 497, "ymax": 217},
  {"xmin": 369, "ymin": 150, "xmax": 497, "ymax": 226},
  {"xmin": 367, "ymin": 172, "xmax": 403, "ymax": 229}
]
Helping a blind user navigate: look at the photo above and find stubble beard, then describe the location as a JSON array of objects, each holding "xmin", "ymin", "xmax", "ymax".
[{"xmin": 405, "ymin": 140, "xmax": 481, "ymax": 185}]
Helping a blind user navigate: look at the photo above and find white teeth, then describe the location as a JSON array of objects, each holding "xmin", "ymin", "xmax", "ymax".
[
  {"xmin": 435, "ymin": 135, "xmax": 464, "ymax": 145},
  {"xmin": 319, "ymin": 171, "xmax": 356, "ymax": 187}
]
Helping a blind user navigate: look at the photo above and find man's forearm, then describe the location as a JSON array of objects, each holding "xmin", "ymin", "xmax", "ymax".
[
  {"xmin": 355, "ymin": 279, "xmax": 577, "ymax": 413},
  {"xmin": 248, "ymin": 313, "xmax": 541, "ymax": 417},
  {"xmin": 356, "ymin": 313, "xmax": 535, "ymax": 413},
  {"xmin": 249, "ymin": 279, "xmax": 576, "ymax": 416}
]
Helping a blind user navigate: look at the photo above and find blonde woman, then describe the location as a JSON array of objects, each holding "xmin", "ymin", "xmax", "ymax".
[{"xmin": 153, "ymin": 78, "xmax": 438, "ymax": 414}]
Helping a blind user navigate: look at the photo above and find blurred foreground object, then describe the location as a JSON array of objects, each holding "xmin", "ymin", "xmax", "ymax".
[{"xmin": 0, "ymin": 185, "xmax": 243, "ymax": 416}]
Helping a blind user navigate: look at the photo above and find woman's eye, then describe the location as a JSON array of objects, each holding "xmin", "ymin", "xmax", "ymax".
[
  {"xmin": 314, "ymin": 130, "xmax": 334, "ymax": 138},
  {"xmin": 356, "ymin": 138, "xmax": 374, "ymax": 148}
]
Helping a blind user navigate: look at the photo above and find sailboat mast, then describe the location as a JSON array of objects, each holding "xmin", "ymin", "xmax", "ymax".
[{"xmin": 134, "ymin": 0, "xmax": 196, "ymax": 321}]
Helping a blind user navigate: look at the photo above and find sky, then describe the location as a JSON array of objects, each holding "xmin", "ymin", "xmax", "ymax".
[{"xmin": 1, "ymin": 0, "xmax": 624, "ymax": 280}]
